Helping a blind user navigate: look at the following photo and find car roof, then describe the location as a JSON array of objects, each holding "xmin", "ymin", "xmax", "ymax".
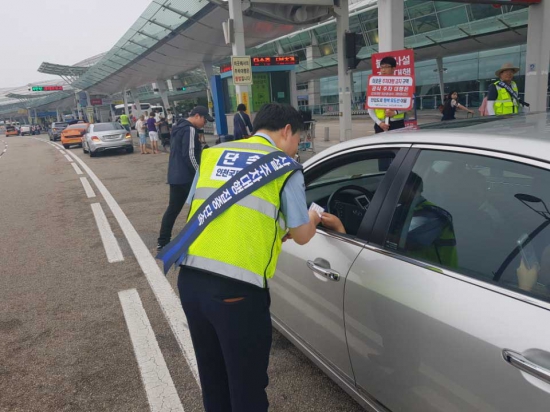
[{"xmin": 306, "ymin": 112, "xmax": 550, "ymax": 166}]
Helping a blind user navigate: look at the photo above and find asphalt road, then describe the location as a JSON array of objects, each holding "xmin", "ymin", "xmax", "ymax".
[{"xmin": 0, "ymin": 134, "xmax": 364, "ymax": 412}]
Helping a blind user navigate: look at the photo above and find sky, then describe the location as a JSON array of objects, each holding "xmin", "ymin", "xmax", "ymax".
[{"xmin": 0, "ymin": 0, "xmax": 152, "ymax": 89}]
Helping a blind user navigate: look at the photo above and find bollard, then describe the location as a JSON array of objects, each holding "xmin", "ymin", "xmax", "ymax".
[{"xmin": 324, "ymin": 127, "xmax": 329, "ymax": 142}]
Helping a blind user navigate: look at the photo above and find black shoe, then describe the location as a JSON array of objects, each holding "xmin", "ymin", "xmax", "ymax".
[{"xmin": 156, "ymin": 243, "xmax": 165, "ymax": 252}]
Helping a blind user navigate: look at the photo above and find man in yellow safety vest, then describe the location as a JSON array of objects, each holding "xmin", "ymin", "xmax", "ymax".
[
  {"xmin": 162, "ymin": 103, "xmax": 321, "ymax": 411},
  {"xmin": 368, "ymin": 56, "xmax": 406, "ymax": 133},
  {"xmin": 487, "ymin": 62, "xmax": 528, "ymax": 116}
]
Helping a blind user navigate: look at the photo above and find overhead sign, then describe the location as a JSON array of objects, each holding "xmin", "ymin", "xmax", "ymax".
[
  {"xmin": 231, "ymin": 56, "xmax": 253, "ymax": 85},
  {"xmin": 252, "ymin": 56, "xmax": 298, "ymax": 67},
  {"xmin": 30, "ymin": 86, "xmax": 64, "ymax": 92},
  {"xmin": 367, "ymin": 49, "xmax": 416, "ymax": 111},
  {"xmin": 90, "ymin": 98, "xmax": 103, "ymax": 106}
]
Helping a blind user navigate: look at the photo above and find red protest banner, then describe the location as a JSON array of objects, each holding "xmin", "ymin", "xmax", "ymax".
[
  {"xmin": 371, "ymin": 49, "xmax": 415, "ymax": 78},
  {"xmin": 366, "ymin": 49, "xmax": 416, "ymax": 111}
]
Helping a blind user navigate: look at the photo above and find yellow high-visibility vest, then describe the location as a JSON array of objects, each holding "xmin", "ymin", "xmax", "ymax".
[
  {"xmin": 493, "ymin": 81, "xmax": 519, "ymax": 116},
  {"xmin": 184, "ymin": 135, "xmax": 296, "ymax": 288},
  {"xmin": 374, "ymin": 109, "xmax": 405, "ymax": 121}
]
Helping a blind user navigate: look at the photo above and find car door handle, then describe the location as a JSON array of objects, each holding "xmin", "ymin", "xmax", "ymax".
[
  {"xmin": 307, "ymin": 259, "xmax": 340, "ymax": 281},
  {"xmin": 502, "ymin": 349, "xmax": 550, "ymax": 385}
]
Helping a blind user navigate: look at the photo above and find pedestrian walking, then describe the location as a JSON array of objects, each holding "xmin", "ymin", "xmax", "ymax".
[
  {"xmin": 156, "ymin": 106, "xmax": 213, "ymax": 250},
  {"xmin": 135, "ymin": 115, "xmax": 148, "ymax": 154},
  {"xmin": 147, "ymin": 112, "xmax": 159, "ymax": 154},
  {"xmin": 441, "ymin": 91, "xmax": 474, "ymax": 121},
  {"xmin": 167, "ymin": 109, "xmax": 174, "ymax": 129},
  {"xmin": 487, "ymin": 62, "xmax": 530, "ymax": 116},
  {"xmin": 157, "ymin": 103, "xmax": 321, "ymax": 412},
  {"xmin": 120, "ymin": 112, "xmax": 131, "ymax": 132},
  {"xmin": 158, "ymin": 116, "xmax": 171, "ymax": 151},
  {"xmin": 233, "ymin": 103, "xmax": 253, "ymax": 140},
  {"xmin": 368, "ymin": 56, "xmax": 406, "ymax": 133}
]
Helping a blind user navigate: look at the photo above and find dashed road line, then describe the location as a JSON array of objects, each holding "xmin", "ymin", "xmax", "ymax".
[
  {"xmin": 64, "ymin": 154, "xmax": 73, "ymax": 162},
  {"xmin": 119, "ymin": 289, "xmax": 185, "ymax": 412},
  {"xmin": 71, "ymin": 163, "xmax": 83, "ymax": 175},
  {"xmin": 0, "ymin": 140, "xmax": 7, "ymax": 158},
  {"xmin": 91, "ymin": 202, "xmax": 124, "ymax": 263},
  {"xmin": 80, "ymin": 177, "xmax": 96, "ymax": 198},
  {"xmin": 65, "ymin": 148, "xmax": 200, "ymax": 385}
]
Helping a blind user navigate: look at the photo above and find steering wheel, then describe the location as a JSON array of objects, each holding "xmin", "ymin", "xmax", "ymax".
[{"xmin": 327, "ymin": 185, "xmax": 374, "ymax": 215}]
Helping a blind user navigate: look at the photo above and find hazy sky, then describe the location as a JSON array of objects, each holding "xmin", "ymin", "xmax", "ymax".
[{"xmin": 0, "ymin": 0, "xmax": 152, "ymax": 89}]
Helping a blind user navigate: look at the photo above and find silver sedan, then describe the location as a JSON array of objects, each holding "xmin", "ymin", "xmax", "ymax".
[
  {"xmin": 271, "ymin": 112, "xmax": 550, "ymax": 412},
  {"xmin": 82, "ymin": 122, "xmax": 134, "ymax": 157}
]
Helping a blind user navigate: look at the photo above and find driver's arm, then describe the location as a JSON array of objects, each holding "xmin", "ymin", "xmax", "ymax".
[{"xmin": 321, "ymin": 212, "xmax": 346, "ymax": 234}]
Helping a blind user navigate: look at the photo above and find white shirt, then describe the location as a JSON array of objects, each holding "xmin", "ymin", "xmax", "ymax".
[{"xmin": 135, "ymin": 119, "xmax": 145, "ymax": 133}]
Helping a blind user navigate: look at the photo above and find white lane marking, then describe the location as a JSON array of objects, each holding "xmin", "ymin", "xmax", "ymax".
[
  {"xmin": 119, "ymin": 289, "xmax": 185, "ymax": 412},
  {"xmin": 71, "ymin": 163, "xmax": 83, "ymax": 175},
  {"xmin": 64, "ymin": 154, "xmax": 73, "ymax": 162},
  {"xmin": 91, "ymin": 203, "xmax": 124, "ymax": 263},
  {"xmin": 0, "ymin": 140, "xmax": 7, "ymax": 158},
  {"xmin": 65, "ymin": 148, "xmax": 200, "ymax": 385},
  {"xmin": 80, "ymin": 177, "xmax": 96, "ymax": 198}
]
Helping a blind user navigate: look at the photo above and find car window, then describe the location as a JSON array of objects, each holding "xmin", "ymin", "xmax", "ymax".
[
  {"xmin": 67, "ymin": 124, "xmax": 87, "ymax": 130},
  {"xmin": 93, "ymin": 123, "xmax": 124, "ymax": 132},
  {"xmin": 305, "ymin": 150, "xmax": 397, "ymax": 237},
  {"xmin": 385, "ymin": 149, "xmax": 550, "ymax": 303}
]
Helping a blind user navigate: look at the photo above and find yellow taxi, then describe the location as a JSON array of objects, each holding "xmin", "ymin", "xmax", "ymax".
[{"xmin": 61, "ymin": 123, "xmax": 89, "ymax": 149}]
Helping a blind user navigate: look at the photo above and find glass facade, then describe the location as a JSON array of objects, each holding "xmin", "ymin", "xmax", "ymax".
[{"xmin": 313, "ymin": 44, "xmax": 534, "ymax": 110}]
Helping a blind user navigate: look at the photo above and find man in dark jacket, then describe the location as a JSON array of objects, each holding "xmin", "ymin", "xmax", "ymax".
[{"xmin": 157, "ymin": 106, "xmax": 214, "ymax": 250}]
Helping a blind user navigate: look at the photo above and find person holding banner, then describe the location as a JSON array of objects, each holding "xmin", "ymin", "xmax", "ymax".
[
  {"xmin": 368, "ymin": 56, "xmax": 406, "ymax": 133},
  {"xmin": 487, "ymin": 63, "xmax": 529, "ymax": 116},
  {"xmin": 157, "ymin": 103, "xmax": 321, "ymax": 412}
]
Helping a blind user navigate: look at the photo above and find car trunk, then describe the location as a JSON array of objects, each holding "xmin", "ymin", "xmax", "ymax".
[{"xmin": 96, "ymin": 130, "xmax": 126, "ymax": 142}]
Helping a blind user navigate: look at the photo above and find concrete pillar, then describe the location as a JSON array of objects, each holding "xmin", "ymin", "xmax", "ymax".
[
  {"xmin": 290, "ymin": 70, "xmax": 298, "ymax": 109},
  {"xmin": 228, "ymin": 0, "xmax": 251, "ymax": 111},
  {"xmin": 525, "ymin": 1, "xmax": 550, "ymax": 112},
  {"xmin": 436, "ymin": 57, "xmax": 445, "ymax": 105},
  {"xmin": 378, "ymin": 0, "xmax": 404, "ymax": 52},
  {"xmin": 335, "ymin": 0, "xmax": 352, "ymax": 142},
  {"xmin": 156, "ymin": 79, "xmax": 171, "ymax": 111},
  {"xmin": 130, "ymin": 89, "xmax": 142, "ymax": 119},
  {"xmin": 123, "ymin": 90, "xmax": 130, "ymax": 117},
  {"xmin": 203, "ymin": 63, "xmax": 216, "ymax": 118},
  {"xmin": 307, "ymin": 45, "xmax": 322, "ymax": 108},
  {"xmin": 34, "ymin": 109, "xmax": 38, "ymax": 125},
  {"xmin": 56, "ymin": 108, "xmax": 62, "ymax": 122}
]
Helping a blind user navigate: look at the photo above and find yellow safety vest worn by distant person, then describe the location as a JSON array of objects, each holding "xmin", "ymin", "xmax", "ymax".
[
  {"xmin": 184, "ymin": 135, "xmax": 297, "ymax": 288},
  {"xmin": 120, "ymin": 114, "xmax": 130, "ymax": 125},
  {"xmin": 375, "ymin": 109, "xmax": 405, "ymax": 121},
  {"xmin": 493, "ymin": 80, "xmax": 519, "ymax": 116}
]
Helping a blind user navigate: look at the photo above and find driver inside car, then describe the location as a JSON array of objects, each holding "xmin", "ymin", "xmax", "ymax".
[{"xmin": 319, "ymin": 173, "xmax": 458, "ymax": 268}]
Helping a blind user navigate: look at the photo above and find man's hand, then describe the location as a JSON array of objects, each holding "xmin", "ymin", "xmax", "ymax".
[
  {"xmin": 378, "ymin": 122, "xmax": 390, "ymax": 132},
  {"xmin": 288, "ymin": 210, "xmax": 322, "ymax": 245},
  {"xmin": 320, "ymin": 212, "xmax": 345, "ymax": 234},
  {"xmin": 384, "ymin": 109, "xmax": 397, "ymax": 118}
]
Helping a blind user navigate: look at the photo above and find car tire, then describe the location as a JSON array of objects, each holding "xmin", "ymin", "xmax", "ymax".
[
  {"xmin": 82, "ymin": 144, "xmax": 88, "ymax": 154},
  {"xmin": 63, "ymin": 144, "xmax": 69, "ymax": 149},
  {"xmin": 126, "ymin": 146, "xmax": 134, "ymax": 154},
  {"xmin": 89, "ymin": 150, "xmax": 97, "ymax": 158}
]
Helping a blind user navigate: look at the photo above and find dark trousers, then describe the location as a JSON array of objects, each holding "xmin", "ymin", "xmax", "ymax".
[
  {"xmin": 178, "ymin": 266, "xmax": 272, "ymax": 412},
  {"xmin": 157, "ymin": 183, "xmax": 192, "ymax": 247},
  {"xmin": 374, "ymin": 119, "xmax": 405, "ymax": 134}
]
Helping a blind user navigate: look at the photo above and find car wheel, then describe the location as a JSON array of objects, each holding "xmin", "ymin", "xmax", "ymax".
[
  {"xmin": 82, "ymin": 143, "xmax": 88, "ymax": 154},
  {"xmin": 126, "ymin": 146, "xmax": 134, "ymax": 154},
  {"xmin": 63, "ymin": 144, "xmax": 69, "ymax": 149},
  {"xmin": 89, "ymin": 149, "xmax": 97, "ymax": 158}
]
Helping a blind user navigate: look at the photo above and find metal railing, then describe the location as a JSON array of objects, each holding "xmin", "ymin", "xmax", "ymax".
[{"xmin": 300, "ymin": 92, "xmax": 550, "ymax": 115}]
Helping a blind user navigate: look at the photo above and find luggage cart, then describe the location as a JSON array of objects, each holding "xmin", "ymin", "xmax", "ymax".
[{"xmin": 296, "ymin": 121, "xmax": 316, "ymax": 162}]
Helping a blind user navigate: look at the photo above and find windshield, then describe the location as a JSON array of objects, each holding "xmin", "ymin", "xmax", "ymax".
[
  {"xmin": 53, "ymin": 123, "xmax": 68, "ymax": 128},
  {"xmin": 93, "ymin": 123, "xmax": 124, "ymax": 132}
]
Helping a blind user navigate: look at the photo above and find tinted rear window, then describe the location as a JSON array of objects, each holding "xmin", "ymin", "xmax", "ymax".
[
  {"xmin": 53, "ymin": 123, "xmax": 68, "ymax": 128},
  {"xmin": 93, "ymin": 123, "xmax": 124, "ymax": 132}
]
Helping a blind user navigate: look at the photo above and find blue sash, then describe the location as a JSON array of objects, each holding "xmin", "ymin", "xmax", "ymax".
[{"xmin": 156, "ymin": 150, "xmax": 302, "ymax": 274}]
